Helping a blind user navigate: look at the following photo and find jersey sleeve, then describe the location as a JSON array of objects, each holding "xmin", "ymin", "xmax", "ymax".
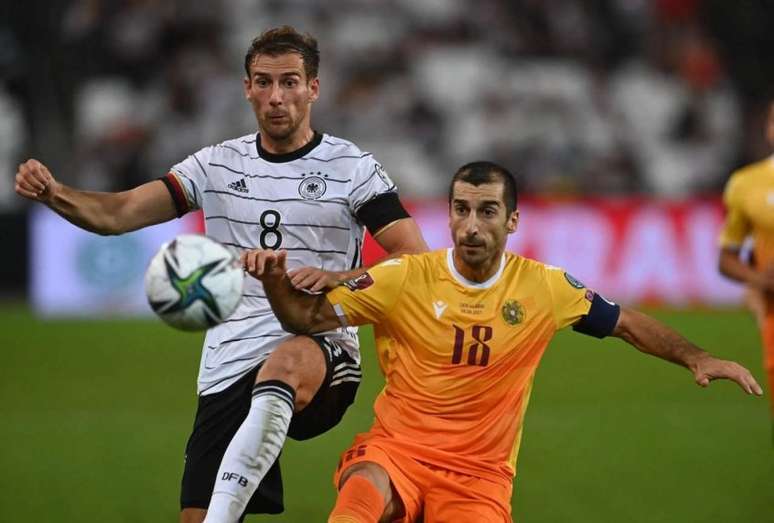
[
  {"xmin": 326, "ymin": 257, "xmax": 410, "ymax": 327},
  {"xmin": 348, "ymin": 155, "xmax": 398, "ymax": 217},
  {"xmin": 161, "ymin": 146, "xmax": 213, "ymax": 216},
  {"xmin": 545, "ymin": 266, "xmax": 620, "ymax": 338},
  {"xmin": 718, "ymin": 173, "xmax": 751, "ymax": 249}
]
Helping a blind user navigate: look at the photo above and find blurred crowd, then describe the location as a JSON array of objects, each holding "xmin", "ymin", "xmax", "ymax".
[{"xmin": 2, "ymin": 0, "xmax": 773, "ymax": 208}]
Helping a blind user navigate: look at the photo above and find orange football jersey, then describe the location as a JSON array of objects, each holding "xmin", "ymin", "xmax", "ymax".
[
  {"xmin": 326, "ymin": 248, "xmax": 600, "ymax": 484},
  {"xmin": 719, "ymin": 156, "xmax": 774, "ymax": 269}
]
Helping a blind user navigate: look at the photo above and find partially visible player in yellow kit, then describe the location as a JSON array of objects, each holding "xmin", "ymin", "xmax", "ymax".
[
  {"xmin": 719, "ymin": 100, "xmax": 774, "ymax": 427},
  {"xmin": 244, "ymin": 161, "xmax": 762, "ymax": 522}
]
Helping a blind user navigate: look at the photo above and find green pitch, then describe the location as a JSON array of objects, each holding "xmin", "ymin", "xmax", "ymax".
[{"xmin": 1, "ymin": 305, "xmax": 771, "ymax": 522}]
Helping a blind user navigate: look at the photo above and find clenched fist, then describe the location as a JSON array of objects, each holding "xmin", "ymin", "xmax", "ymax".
[{"xmin": 15, "ymin": 159, "xmax": 59, "ymax": 203}]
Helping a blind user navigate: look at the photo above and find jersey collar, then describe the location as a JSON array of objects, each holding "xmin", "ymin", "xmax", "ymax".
[
  {"xmin": 446, "ymin": 248, "xmax": 506, "ymax": 289},
  {"xmin": 256, "ymin": 131, "xmax": 322, "ymax": 163}
]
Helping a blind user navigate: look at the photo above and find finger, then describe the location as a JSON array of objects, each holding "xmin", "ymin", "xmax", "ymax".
[
  {"xmin": 15, "ymin": 183, "xmax": 39, "ymax": 199},
  {"xmin": 276, "ymin": 250, "xmax": 287, "ymax": 272},
  {"xmin": 16, "ymin": 178, "xmax": 42, "ymax": 196},
  {"xmin": 17, "ymin": 171, "xmax": 46, "ymax": 192},
  {"xmin": 244, "ymin": 252, "xmax": 256, "ymax": 275},
  {"xmin": 254, "ymin": 252, "xmax": 269, "ymax": 276},
  {"xmin": 292, "ymin": 273, "xmax": 322, "ymax": 290},
  {"xmin": 289, "ymin": 267, "xmax": 315, "ymax": 285},
  {"xmin": 696, "ymin": 375, "xmax": 710, "ymax": 388},
  {"xmin": 309, "ymin": 276, "xmax": 330, "ymax": 292},
  {"xmin": 310, "ymin": 276, "xmax": 333, "ymax": 292},
  {"xmin": 24, "ymin": 160, "xmax": 49, "ymax": 184},
  {"xmin": 747, "ymin": 375, "xmax": 763, "ymax": 396},
  {"xmin": 39, "ymin": 163, "xmax": 55, "ymax": 184}
]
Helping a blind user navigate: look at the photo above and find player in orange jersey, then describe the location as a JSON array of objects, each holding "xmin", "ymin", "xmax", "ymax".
[
  {"xmin": 719, "ymin": 100, "xmax": 774, "ymax": 431},
  {"xmin": 245, "ymin": 161, "xmax": 762, "ymax": 522}
]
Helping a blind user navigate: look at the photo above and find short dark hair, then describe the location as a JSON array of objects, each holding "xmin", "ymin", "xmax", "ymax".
[
  {"xmin": 244, "ymin": 26, "xmax": 320, "ymax": 79},
  {"xmin": 449, "ymin": 161, "xmax": 518, "ymax": 215}
]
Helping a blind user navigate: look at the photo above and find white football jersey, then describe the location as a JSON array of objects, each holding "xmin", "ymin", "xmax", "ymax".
[{"xmin": 166, "ymin": 132, "xmax": 398, "ymax": 394}]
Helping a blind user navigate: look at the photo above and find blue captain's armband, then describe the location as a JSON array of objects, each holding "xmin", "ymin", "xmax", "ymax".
[{"xmin": 572, "ymin": 292, "xmax": 620, "ymax": 338}]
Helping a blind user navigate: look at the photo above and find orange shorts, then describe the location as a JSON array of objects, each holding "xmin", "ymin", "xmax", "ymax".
[
  {"xmin": 762, "ymin": 313, "xmax": 774, "ymax": 415},
  {"xmin": 333, "ymin": 436, "xmax": 513, "ymax": 523}
]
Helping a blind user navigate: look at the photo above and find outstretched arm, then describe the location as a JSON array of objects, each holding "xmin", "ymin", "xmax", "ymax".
[
  {"xmin": 611, "ymin": 307, "xmax": 763, "ymax": 395},
  {"xmin": 242, "ymin": 249, "xmax": 342, "ymax": 335},
  {"xmin": 15, "ymin": 159, "xmax": 177, "ymax": 235},
  {"xmin": 718, "ymin": 246, "xmax": 774, "ymax": 292},
  {"xmin": 288, "ymin": 217, "xmax": 428, "ymax": 292}
]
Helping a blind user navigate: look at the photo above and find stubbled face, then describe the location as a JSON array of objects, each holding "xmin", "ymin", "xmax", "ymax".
[
  {"xmin": 767, "ymin": 102, "xmax": 774, "ymax": 149},
  {"xmin": 449, "ymin": 181, "xmax": 518, "ymax": 270},
  {"xmin": 243, "ymin": 52, "xmax": 319, "ymax": 143}
]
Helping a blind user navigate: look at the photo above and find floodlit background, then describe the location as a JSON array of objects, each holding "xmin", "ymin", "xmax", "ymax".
[{"xmin": 1, "ymin": 1, "xmax": 773, "ymax": 521}]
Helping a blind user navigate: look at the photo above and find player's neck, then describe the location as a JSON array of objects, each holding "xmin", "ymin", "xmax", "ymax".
[
  {"xmin": 452, "ymin": 249, "xmax": 503, "ymax": 283},
  {"xmin": 260, "ymin": 127, "xmax": 315, "ymax": 155}
]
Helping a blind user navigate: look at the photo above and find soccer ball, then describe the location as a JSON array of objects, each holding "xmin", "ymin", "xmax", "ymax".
[{"xmin": 144, "ymin": 234, "xmax": 244, "ymax": 331}]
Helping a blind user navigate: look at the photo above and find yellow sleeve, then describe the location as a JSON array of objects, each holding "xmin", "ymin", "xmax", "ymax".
[
  {"xmin": 326, "ymin": 257, "xmax": 410, "ymax": 326},
  {"xmin": 545, "ymin": 266, "xmax": 594, "ymax": 330},
  {"xmin": 718, "ymin": 174, "xmax": 751, "ymax": 249}
]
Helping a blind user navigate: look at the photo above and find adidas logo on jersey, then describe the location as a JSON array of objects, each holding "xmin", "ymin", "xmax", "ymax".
[{"xmin": 228, "ymin": 179, "xmax": 249, "ymax": 193}]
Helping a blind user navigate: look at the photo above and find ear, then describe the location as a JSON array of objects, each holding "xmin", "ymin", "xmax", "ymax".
[
  {"xmin": 506, "ymin": 210, "xmax": 519, "ymax": 234},
  {"xmin": 308, "ymin": 77, "xmax": 320, "ymax": 103},
  {"xmin": 243, "ymin": 76, "xmax": 251, "ymax": 101}
]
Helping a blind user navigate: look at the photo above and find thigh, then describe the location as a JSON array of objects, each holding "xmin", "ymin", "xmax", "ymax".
[
  {"xmin": 424, "ymin": 471, "xmax": 512, "ymax": 523},
  {"xmin": 287, "ymin": 336, "xmax": 361, "ymax": 441},
  {"xmin": 179, "ymin": 367, "xmax": 284, "ymax": 515}
]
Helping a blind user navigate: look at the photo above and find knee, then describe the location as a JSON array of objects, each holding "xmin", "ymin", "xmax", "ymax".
[{"xmin": 258, "ymin": 337, "xmax": 326, "ymax": 410}]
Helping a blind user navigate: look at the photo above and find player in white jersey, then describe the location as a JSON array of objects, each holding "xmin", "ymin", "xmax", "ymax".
[{"xmin": 15, "ymin": 26, "xmax": 427, "ymax": 523}]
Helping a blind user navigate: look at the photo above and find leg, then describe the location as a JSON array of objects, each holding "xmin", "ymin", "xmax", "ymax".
[
  {"xmin": 179, "ymin": 367, "xmax": 285, "ymax": 522},
  {"xmin": 762, "ymin": 313, "xmax": 774, "ymax": 421},
  {"xmin": 329, "ymin": 462, "xmax": 402, "ymax": 523},
  {"xmin": 205, "ymin": 336, "xmax": 326, "ymax": 522},
  {"xmin": 744, "ymin": 286, "xmax": 766, "ymax": 330},
  {"xmin": 180, "ymin": 508, "xmax": 206, "ymax": 523},
  {"xmin": 423, "ymin": 469, "xmax": 512, "ymax": 523}
]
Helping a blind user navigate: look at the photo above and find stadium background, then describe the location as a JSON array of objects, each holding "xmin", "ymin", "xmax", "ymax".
[{"xmin": 1, "ymin": 1, "xmax": 773, "ymax": 521}]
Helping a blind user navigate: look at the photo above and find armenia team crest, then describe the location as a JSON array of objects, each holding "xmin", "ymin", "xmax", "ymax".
[{"xmin": 502, "ymin": 299, "xmax": 525, "ymax": 325}]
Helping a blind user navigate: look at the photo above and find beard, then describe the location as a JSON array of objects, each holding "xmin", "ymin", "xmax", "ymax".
[{"xmin": 456, "ymin": 237, "xmax": 490, "ymax": 267}]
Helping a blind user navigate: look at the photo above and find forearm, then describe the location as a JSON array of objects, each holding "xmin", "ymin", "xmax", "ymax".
[
  {"xmin": 718, "ymin": 248, "xmax": 757, "ymax": 286},
  {"xmin": 262, "ymin": 274, "xmax": 338, "ymax": 335},
  {"xmin": 614, "ymin": 308, "xmax": 709, "ymax": 371},
  {"xmin": 47, "ymin": 185, "xmax": 131, "ymax": 235}
]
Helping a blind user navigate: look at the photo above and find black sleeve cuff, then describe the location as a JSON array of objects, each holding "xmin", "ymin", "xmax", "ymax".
[
  {"xmin": 355, "ymin": 192, "xmax": 411, "ymax": 235},
  {"xmin": 158, "ymin": 174, "xmax": 188, "ymax": 218},
  {"xmin": 572, "ymin": 292, "xmax": 620, "ymax": 338}
]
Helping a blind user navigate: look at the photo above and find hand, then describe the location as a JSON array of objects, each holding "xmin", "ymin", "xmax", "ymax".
[
  {"xmin": 15, "ymin": 159, "xmax": 59, "ymax": 203},
  {"xmin": 751, "ymin": 264, "xmax": 774, "ymax": 293},
  {"xmin": 241, "ymin": 249, "xmax": 287, "ymax": 282},
  {"xmin": 287, "ymin": 267, "xmax": 343, "ymax": 292},
  {"xmin": 690, "ymin": 354, "xmax": 763, "ymax": 396}
]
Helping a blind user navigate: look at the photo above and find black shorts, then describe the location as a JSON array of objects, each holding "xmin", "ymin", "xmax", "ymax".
[{"xmin": 180, "ymin": 336, "xmax": 361, "ymax": 514}]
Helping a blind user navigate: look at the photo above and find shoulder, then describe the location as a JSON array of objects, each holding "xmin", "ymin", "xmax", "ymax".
[
  {"xmin": 505, "ymin": 252, "xmax": 552, "ymax": 277},
  {"xmin": 726, "ymin": 158, "xmax": 772, "ymax": 189},
  {"xmin": 315, "ymin": 134, "xmax": 374, "ymax": 164},
  {"xmin": 208, "ymin": 134, "xmax": 260, "ymax": 160}
]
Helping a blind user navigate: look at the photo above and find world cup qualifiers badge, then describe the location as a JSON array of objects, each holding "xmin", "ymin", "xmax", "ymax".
[
  {"xmin": 502, "ymin": 299, "xmax": 525, "ymax": 326},
  {"xmin": 343, "ymin": 273, "xmax": 374, "ymax": 291},
  {"xmin": 298, "ymin": 176, "xmax": 327, "ymax": 200}
]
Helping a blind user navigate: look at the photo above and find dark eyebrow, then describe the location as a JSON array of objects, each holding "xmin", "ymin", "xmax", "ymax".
[{"xmin": 252, "ymin": 71, "xmax": 302, "ymax": 79}]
